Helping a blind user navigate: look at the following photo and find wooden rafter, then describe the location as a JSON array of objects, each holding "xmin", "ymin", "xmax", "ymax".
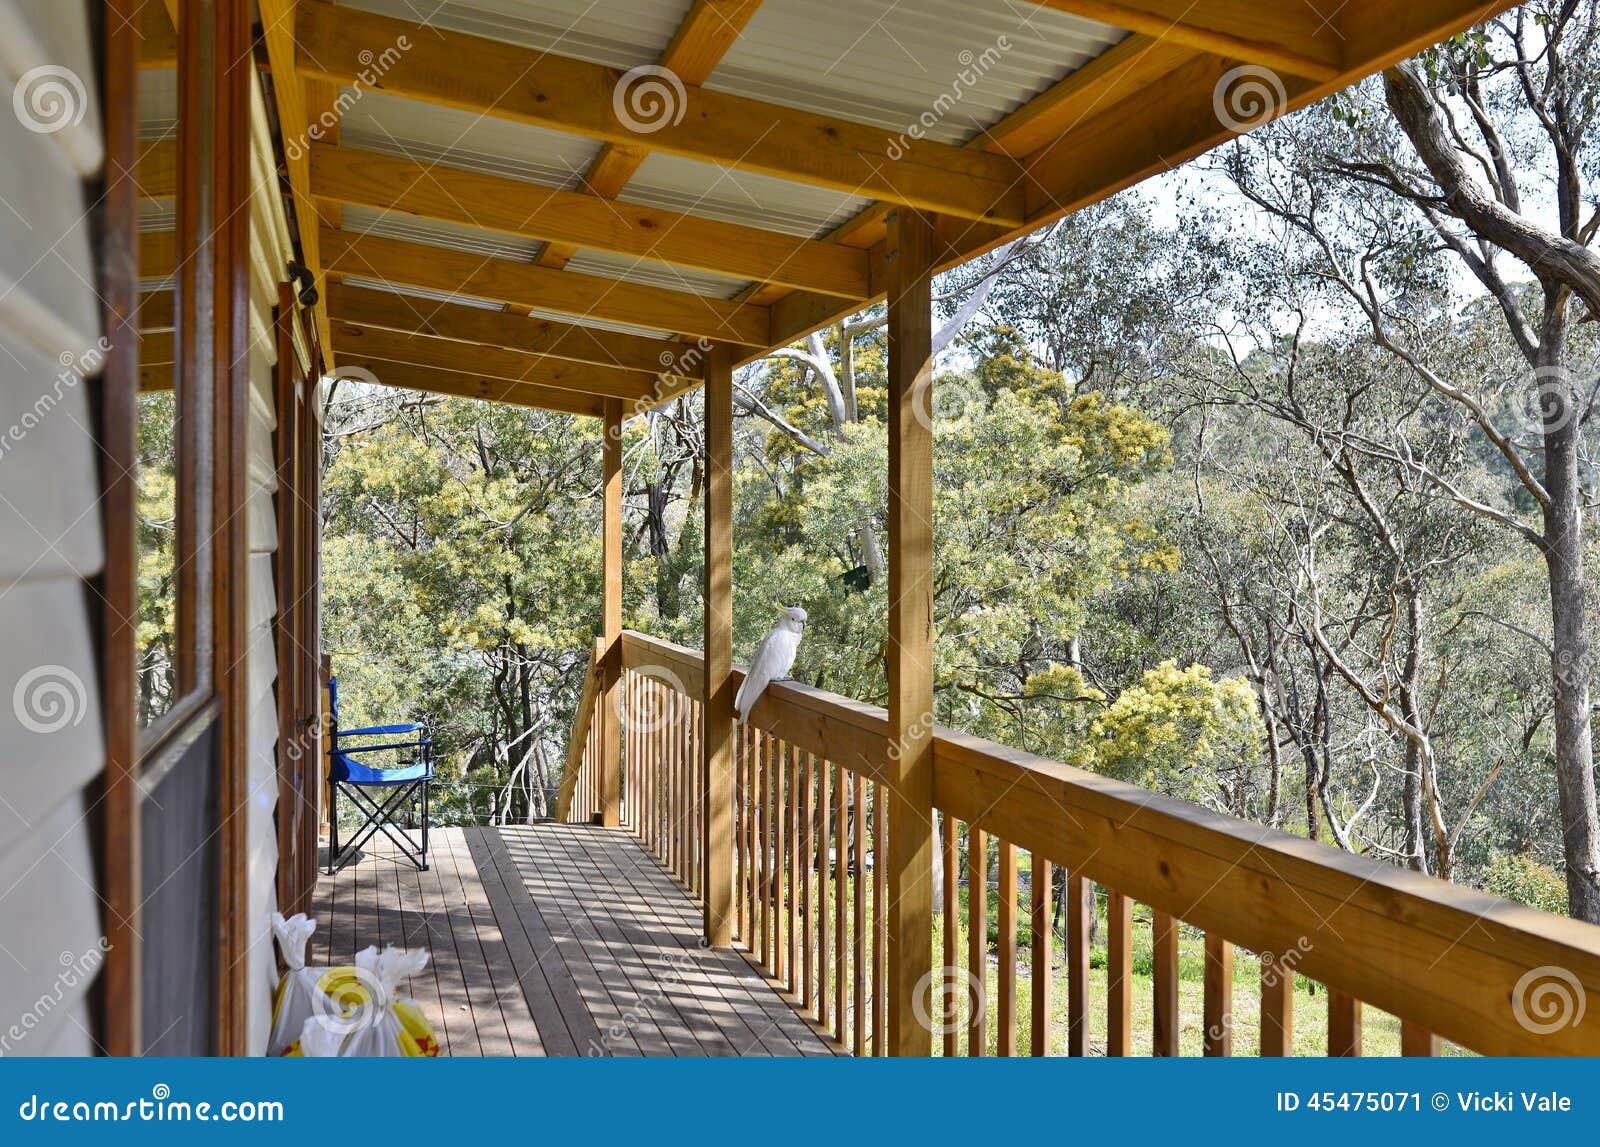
[
  {"xmin": 538, "ymin": 0, "xmax": 765, "ymax": 272},
  {"xmin": 295, "ymin": 3, "xmax": 1026, "ymax": 227},
  {"xmin": 309, "ymin": 144, "xmax": 871, "ymax": 299},
  {"xmin": 331, "ymin": 322, "xmax": 686, "ymax": 403},
  {"xmin": 320, "ymin": 227, "xmax": 770, "ymax": 347},
  {"xmin": 325, "ymin": 283, "xmax": 683, "ymax": 375},
  {"xmin": 1026, "ymin": 0, "xmax": 1343, "ymax": 81},
  {"xmin": 137, "ymin": 2, "xmax": 177, "ymax": 69},
  {"xmin": 327, "ymin": 355, "xmax": 608, "ymax": 417}
]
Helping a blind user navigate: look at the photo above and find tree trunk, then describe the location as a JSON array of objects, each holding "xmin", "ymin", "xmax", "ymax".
[{"xmin": 1542, "ymin": 319, "xmax": 1600, "ymax": 921}]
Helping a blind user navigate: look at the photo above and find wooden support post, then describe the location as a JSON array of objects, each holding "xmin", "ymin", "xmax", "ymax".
[
  {"xmin": 884, "ymin": 208, "xmax": 936, "ymax": 1057},
  {"xmin": 702, "ymin": 345, "xmax": 735, "ymax": 947},
  {"xmin": 599, "ymin": 398, "xmax": 623, "ymax": 826}
]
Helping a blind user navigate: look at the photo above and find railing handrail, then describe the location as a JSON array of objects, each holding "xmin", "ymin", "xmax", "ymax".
[
  {"xmin": 620, "ymin": 628, "xmax": 1600, "ymax": 1056},
  {"xmin": 554, "ymin": 636, "xmax": 604, "ymax": 823}
]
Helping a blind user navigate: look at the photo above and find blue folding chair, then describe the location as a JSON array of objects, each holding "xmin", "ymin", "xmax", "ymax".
[{"xmin": 326, "ymin": 676, "xmax": 433, "ymax": 874}]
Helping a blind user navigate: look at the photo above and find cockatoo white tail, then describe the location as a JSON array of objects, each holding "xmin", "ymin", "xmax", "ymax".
[{"xmin": 735, "ymin": 606, "xmax": 807, "ymax": 722}]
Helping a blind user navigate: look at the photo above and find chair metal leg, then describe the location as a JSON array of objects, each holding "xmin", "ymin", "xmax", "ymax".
[
  {"xmin": 327, "ymin": 782, "xmax": 339, "ymax": 875},
  {"xmin": 420, "ymin": 779, "xmax": 430, "ymax": 871}
]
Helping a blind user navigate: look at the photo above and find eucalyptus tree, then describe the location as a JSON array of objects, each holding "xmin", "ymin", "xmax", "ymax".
[{"xmin": 1214, "ymin": 1, "xmax": 1600, "ymax": 917}]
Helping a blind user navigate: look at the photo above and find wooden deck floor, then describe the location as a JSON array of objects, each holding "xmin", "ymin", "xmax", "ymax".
[{"xmin": 310, "ymin": 823, "xmax": 835, "ymax": 1056}]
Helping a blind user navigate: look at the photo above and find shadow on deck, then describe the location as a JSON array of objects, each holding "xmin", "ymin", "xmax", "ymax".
[{"xmin": 311, "ymin": 823, "xmax": 835, "ymax": 1056}]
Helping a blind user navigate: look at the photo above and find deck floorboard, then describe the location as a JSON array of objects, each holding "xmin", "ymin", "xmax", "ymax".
[{"xmin": 313, "ymin": 824, "xmax": 833, "ymax": 1056}]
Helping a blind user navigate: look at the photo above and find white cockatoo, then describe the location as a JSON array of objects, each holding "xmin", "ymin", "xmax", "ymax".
[{"xmin": 735, "ymin": 606, "xmax": 807, "ymax": 722}]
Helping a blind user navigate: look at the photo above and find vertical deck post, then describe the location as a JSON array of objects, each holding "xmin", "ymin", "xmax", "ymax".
[
  {"xmin": 599, "ymin": 398, "xmax": 624, "ymax": 827},
  {"xmin": 703, "ymin": 345, "xmax": 736, "ymax": 947},
  {"xmin": 885, "ymin": 207, "xmax": 936, "ymax": 1057}
]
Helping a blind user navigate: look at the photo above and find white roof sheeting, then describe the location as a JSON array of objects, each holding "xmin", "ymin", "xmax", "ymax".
[
  {"xmin": 341, "ymin": 0, "xmax": 693, "ymax": 67},
  {"xmin": 622, "ymin": 152, "xmax": 870, "ymax": 240},
  {"xmin": 707, "ymin": 0, "xmax": 1127, "ymax": 146}
]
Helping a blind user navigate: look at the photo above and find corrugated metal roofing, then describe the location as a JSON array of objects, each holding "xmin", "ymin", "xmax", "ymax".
[
  {"xmin": 337, "ymin": 91, "xmax": 602, "ymax": 189},
  {"xmin": 622, "ymin": 152, "xmax": 870, "ymax": 240},
  {"xmin": 565, "ymin": 248, "xmax": 750, "ymax": 300},
  {"xmin": 341, "ymin": 204, "xmax": 543, "ymax": 262},
  {"xmin": 708, "ymin": 0, "xmax": 1127, "ymax": 146},
  {"xmin": 341, "ymin": 0, "xmax": 692, "ymax": 67}
]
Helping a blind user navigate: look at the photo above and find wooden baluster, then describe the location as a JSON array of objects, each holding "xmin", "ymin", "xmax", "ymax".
[
  {"xmin": 818, "ymin": 757, "xmax": 832, "ymax": 1031},
  {"xmin": 834, "ymin": 763, "xmax": 848, "ymax": 1045},
  {"xmin": 735, "ymin": 724, "xmax": 746, "ymax": 945},
  {"xmin": 1259, "ymin": 950, "xmax": 1294, "ymax": 1056},
  {"xmin": 942, "ymin": 813, "xmax": 959, "ymax": 1057},
  {"xmin": 801, "ymin": 750, "xmax": 815, "ymax": 1015},
  {"xmin": 1400, "ymin": 1020, "xmax": 1441, "ymax": 1056},
  {"xmin": 1328, "ymin": 989, "xmax": 1362, "ymax": 1056},
  {"xmin": 1105, "ymin": 889, "xmax": 1132, "ymax": 1056},
  {"xmin": 851, "ymin": 771, "xmax": 867, "ymax": 1056},
  {"xmin": 743, "ymin": 725, "xmax": 755, "ymax": 949},
  {"xmin": 873, "ymin": 781, "xmax": 887, "ymax": 1054},
  {"xmin": 787, "ymin": 744, "xmax": 801, "ymax": 995},
  {"xmin": 692, "ymin": 701, "xmax": 702, "ymax": 893},
  {"xmin": 967, "ymin": 828, "xmax": 988, "ymax": 1057},
  {"xmin": 996, "ymin": 841, "xmax": 1017, "ymax": 1056},
  {"xmin": 775, "ymin": 741, "xmax": 788, "ymax": 986},
  {"xmin": 1066, "ymin": 871, "xmax": 1089, "ymax": 1057},
  {"xmin": 759, "ymin": 733, "xmax": 773, "ymax": 971},
  {"xmin": 1031, "ymin": 858, "xmax": 1053, "ymax": 1057},
  {"xmin": 1152, "ymin": 911, "xmax": 1179, "ymax": 1056},
  {"xmin": 1204, "ymin": 933, "xmax": 1233, "ymax": 1056}
]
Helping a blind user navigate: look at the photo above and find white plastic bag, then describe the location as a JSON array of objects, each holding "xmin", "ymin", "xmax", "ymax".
[
  {"xmin": 267, "ymin": 912, "xmax": 320, "ymax": 1055},
  {"xmin": 317, "ymin": 945, "xmax": 436, "ymax": 1057}
]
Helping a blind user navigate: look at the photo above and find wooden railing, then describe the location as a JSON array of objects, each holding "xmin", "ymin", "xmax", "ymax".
[
  {"xmin": 553, "ymin": 637, "xmax": 603, "ymax": 824},
  {"xmin": 558, "ymin": 630, "xmax": 1600, "ymax": 1057}
]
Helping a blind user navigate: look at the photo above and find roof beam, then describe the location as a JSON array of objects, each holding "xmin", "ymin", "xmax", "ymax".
[
  {"xmin": 320, "ymin": 226, "xmax": 770, "ymax": 347},
  {"xmin": 295, "ymin": 3, "xmax": 1025, "ymax": 227},
  {"xmin": 331, "ymin": 322, "xmax": 686, "ymax": 403},
  {"xmin": 324, "ymin": 355, "xmax": 607, "ymax": 417},
  {"xmin": 1025, "ymin": 0, "xmax": 1343, "ymax": 81},
  {"xmin": 138, "ymin": 2, "xmax": 177, "ymax": 69},
  {"xmin": 538, "ymin": 0, "xmax": 765, "ymax": 271},
  {"xmin": 325, "ymin": 283, "xmax": 685, "ymax": 375},
  {"xmin": 310, "ymin": 144, "xmax": 870, "ymax": 299}
]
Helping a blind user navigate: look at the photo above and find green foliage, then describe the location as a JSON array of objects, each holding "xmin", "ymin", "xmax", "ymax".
[{"xmin": 1485, "ymin": 853, "xmax": 1569, "ymax": 916}]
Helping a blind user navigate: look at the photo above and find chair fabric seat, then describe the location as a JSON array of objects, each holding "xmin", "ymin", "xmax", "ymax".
[{"xmin": 331, "ymin": 755, "xmax": 434, "ymax": 786}]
